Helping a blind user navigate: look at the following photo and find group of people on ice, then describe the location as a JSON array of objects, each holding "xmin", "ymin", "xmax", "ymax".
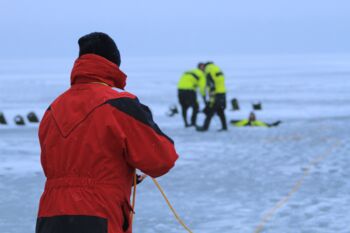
[
  {"xmin": 177, "ymin": 62, "xmax": 280, "ymax": 131},
  {"xmin": 177, "ymin": 62, "xmax": 228, "ymax": 131}
]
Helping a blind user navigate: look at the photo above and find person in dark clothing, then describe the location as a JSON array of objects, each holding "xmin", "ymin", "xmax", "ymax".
[
  {"xmin": 35, "ymin": 32, "xmax": 178, "ymax": 233},
  {"xmin": 177, "ymin": 63, "xmax": 206, "ymax": 127},
  {"xmin": 197, "ymin": 62, "xmax": 227, "ymax": 131}
]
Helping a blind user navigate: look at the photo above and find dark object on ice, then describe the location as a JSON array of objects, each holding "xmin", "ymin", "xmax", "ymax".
[
  {"xmin": 78, "ymin": 32, "xmax": 121, "ymax": 66},
  {"xmin": 14, "ymin": 115, "xmax": 25, "ymax": 125},
  {"xmin": 0, "ymin": 112, "xmax": 7, "ymax": 124},
  {"xmin": 269, "ymin": 120, "xmax": 282, "ymax": 127},
  {"xmin": 252, "ymin": 102, "xmax": 262, "ymax": 110},
  {"xmin": 167, "ymin": 105, "xmax": 179, "ymax": 117},
  {"xmin": 231, "ymin": 98, "xmax": 240, "ymax": 111},
  {"xmin": 27, "ymin": 112, "xmax": 40, "ymax": 123}
]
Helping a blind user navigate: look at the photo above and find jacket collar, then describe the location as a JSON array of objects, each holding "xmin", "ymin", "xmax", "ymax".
[{"xmin": 70, "ymin": 54, "xmax": 127, "ymax": 89}]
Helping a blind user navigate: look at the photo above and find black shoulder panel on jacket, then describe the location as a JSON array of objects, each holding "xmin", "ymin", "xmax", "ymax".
[
  {"xmin": 185, "ymin": 72, "xmax": 200, "ymax": 80},
  {"xmin": 106, "ymin": 97, "xmax": 174, "ymax": 144}
]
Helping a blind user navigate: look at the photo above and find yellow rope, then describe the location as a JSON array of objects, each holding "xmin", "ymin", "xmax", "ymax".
[
  {"xmin": 130, "ymin": 172, "xmax": 137, "ymax": 223},
  {"xmin": 253, "ymin": 141, "xmax": 340, "ymax": 233},
  {"xmin": 152, "ymin": 178, "xmax": 194, "ymax": 233}
]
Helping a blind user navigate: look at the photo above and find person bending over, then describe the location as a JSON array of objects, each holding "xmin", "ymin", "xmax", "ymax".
[{"xmin": 177, "ymin": 63, "xmax": 206, "ymax": 127}]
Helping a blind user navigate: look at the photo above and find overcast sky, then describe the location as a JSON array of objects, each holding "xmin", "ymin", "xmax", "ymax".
[{"xmin": 0, "ymin": 0, "xmax": 349, "ymax": 58}]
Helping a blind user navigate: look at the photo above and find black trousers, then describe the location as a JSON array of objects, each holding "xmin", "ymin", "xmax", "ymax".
[
  {"xmin": 178, "ymin": 89, "xmax": 199, "ymax": 126},
  {"xmin": 36, "ymin": 215, "xmax": 108, "ymax": 233},
  {"xmin": 202, "ymin": 93, "xmax": 227, "ymax": 130}
]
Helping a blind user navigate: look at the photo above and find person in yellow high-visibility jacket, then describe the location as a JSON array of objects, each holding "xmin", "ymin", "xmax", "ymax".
[
  {"xmin": 197, "ymin": 62, "xmax": 227, "ymax": 131},
  {"xmin": 230, "ymin": 112, "xmax": 281, "ymax": 127},
  {"xmin": 177, "ymin": 63, "xmax": 207, "ymax": 127}
]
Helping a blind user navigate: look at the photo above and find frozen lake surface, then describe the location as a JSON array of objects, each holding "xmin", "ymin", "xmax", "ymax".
[{"xmin": 0, "ymin": 55, "xmax": 349, "ymax": 233}]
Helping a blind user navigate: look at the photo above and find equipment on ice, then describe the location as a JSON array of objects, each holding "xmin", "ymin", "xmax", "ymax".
[
  {"xmin": 27, "ymin": 112, "xmax": 39, "ymax": 123},
  {"xmin": 14, "ymin": 115, "xmax": 25, "ymax": 125},
  {"xmin": 230, "ymin": 98, "xmax": 240, "ymax": 111},
  {"xmin": 252, "ymin": 102, "xmax": 262, "ymax": 110},
  {"xmin": 0, "ymin": 112, "xmax": 7, "ymax": 124},
  {"xmin": 167, "ymin": 104, "xmax": 179, "ymax": 117}
]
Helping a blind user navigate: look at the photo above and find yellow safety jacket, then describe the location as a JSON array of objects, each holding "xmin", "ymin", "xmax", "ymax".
[
  {"xmin": 251, "ymin": 121, "xmax": 268, "ymax": 127},
  {"xmin": 233, "ymin": 119, "xmax": 249, "ymax": 127},
  {"xmin": 232, "ymin": 119, "xmax": 268, "ymax": 127},
  {"xmin": 177, "ymin": 69, "xmax": 207, "ymax": 97},
  {"xmin": 205, "ymin": 63, "xmax": 226, "ymax": 94}
]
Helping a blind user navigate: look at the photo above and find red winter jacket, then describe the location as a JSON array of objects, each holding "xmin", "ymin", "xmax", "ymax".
[{"xmin": 36, "ymin": 54, "xmax": 178, "ymax": 233}]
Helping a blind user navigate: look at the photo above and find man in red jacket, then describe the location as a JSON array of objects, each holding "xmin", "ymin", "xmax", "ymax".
[{"xmin": 35, "ymin": 32, "xmax": 178, "ymax": 233}]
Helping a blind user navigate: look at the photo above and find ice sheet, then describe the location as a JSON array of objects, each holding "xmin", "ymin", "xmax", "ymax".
[{"xmin": 0, "ymin": 55, "xmax": 349, "ymax": 233}]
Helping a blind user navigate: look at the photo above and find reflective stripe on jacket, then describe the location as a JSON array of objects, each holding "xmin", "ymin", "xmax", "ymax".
[
  {"xmin": 205, "ymin": 63, "xmax": 226, "ymax": 94},
  {"xmin": 232, "ymin": 119, "xmax": 268, "ymax": 127},
  {"xmin": 177, "ymin": 69, "xmax": 206, "ymax": 97}
]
